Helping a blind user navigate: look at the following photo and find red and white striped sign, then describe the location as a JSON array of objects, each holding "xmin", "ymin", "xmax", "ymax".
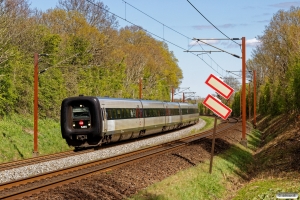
[
  {"xmin": 203, "ymin": 94, "xmax": 232, "ymax": 120},
  {"xmin": 205, "ymin": 74, "xmax": 234, "ymax": 99}
]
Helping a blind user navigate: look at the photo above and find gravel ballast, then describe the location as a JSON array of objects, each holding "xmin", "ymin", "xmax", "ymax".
[{"xmin": 0, "ymin": 119, "xmax": 205, "ymax": 184}]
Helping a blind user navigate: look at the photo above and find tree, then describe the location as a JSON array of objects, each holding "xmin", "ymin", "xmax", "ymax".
[{"xmin": 248, "ymin": 6, "xmax": 300, "ymax": 114}]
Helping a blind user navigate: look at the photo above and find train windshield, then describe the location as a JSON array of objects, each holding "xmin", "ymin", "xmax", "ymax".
[{"xmin": 72, "ymin": 106, "xmax": 90, "ymax": 118}]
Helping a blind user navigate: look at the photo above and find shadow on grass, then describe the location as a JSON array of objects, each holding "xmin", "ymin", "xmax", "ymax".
[
  {"xmin": 130, "ymin": 192, "xmax": 168, "ymax": 200},
  {"xmin": 199, "ymin": 138, "xmax": 252, "ymax": 180},
  {"xmin": 253, "ymin": 114, "xmax": 300, "ymax": 175},
  {"xmin": 247, "ymin": 130, "xmax": 261, "ymax": 150}
]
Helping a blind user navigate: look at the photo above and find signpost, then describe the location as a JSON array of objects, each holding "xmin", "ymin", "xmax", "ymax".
[
  {"xmin": 203, "ymin": 74, "xmax": 234, "ymax": 173},
  {"xmin": 203, "ymin": 94, "xmax": 232, "ymax": 120},
  {"xmin": 205, "ymin": 74, "xmax": 234, "ymax": 99}
]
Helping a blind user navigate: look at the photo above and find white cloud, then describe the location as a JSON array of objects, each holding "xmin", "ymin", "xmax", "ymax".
[
  {"xmin": 246, "ymin": 38, "xmax": 261, "ymax": 47},
  {"xmin": 270, "ymin": 2, "xmax": 300, "ymax": 8}
]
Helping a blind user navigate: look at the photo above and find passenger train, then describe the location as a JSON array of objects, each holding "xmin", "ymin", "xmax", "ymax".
[{"xmin": 61, "ymin": 95, "xmax": 199, "ymax": 148}]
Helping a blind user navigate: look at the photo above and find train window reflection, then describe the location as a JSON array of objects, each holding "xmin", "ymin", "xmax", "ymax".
[{"xmin": 72, "ymin": 107, "xmax": 90, "ymax": 118}]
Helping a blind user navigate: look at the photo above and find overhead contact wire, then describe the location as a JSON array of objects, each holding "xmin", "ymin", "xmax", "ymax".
[
  {"xmin": 186, "ymin": 0, "xmax": 240, "ymax": 47},
  {"xmin": 86, "ymin": 0, "xmax": 225, "ymax": 76}
]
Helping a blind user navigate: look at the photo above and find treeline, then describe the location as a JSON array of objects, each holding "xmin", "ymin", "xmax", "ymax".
[
  {"xmin": 246, "ymin": 6, "xmax": 300, "ymax": 116},
  {"xmin": 0, "ymin": 0, "xmax": 183, "ymax": 119}
]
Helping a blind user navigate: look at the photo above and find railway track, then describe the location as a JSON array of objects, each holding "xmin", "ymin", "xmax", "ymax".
[
  {"xmin": 0, "ymin": 119, "xmax": 215, "ymax": 172},
  {"xmin": 0, "ymin": 127, "xmax": 191, "ymax": 172},
  {"xmin": 0, "ymin": 118, "xmax": 239, "ymax": 199}
]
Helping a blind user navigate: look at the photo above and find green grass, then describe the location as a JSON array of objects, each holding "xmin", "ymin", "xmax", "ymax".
[
  {"xmin": 233, "ymin": 178, "xmax": 300, "ymax": 200},
  {"xmin": 0, "ymin": 114, "xmax": 72, "ymax": 163},
  {"xmin": 128, "ymin": 125, "xmax": 258, "ymax": 200},
  {"xmin": 189, "ymin": 116, "xmax": 220, "ymax": 135},
  {"xmin": 233, "ymin": 115, "xmax": 300, "ymax": 200}
]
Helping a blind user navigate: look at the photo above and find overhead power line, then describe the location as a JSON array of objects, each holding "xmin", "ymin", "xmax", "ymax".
[
  {"xmin": 186, "ymin": 0, "xmax": 241, "ymax": 47},
  {"xmin": 193, "ymin": 39, "xmax": 241, "ymax": 58},
  {"xmin": 121, "ymin": 0, "xmax": 229, "ymax": 75},
  {"xmin": 86, "ymin": 0, "xmax": 229, "ymax": 76}
]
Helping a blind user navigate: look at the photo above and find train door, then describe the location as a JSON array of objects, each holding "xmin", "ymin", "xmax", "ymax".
[
  {"xmin": 165, "ymin": 104, "xmax": 170, "ymax": 125},
  {"xmin": 179, "ymin": 104, "xmax": 183, "ymax": 123},
  {"xmin": 136, "ymin": 105, "xmax": 142, "ymax": 129},
  {"xmin": 101, "ymin": 107, "xmax": 107, "ymax": 134}
]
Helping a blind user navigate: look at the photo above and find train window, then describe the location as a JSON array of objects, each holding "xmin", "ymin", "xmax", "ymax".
[
  {"xmin": 71, "ymin": 105, "xmax": 91, "ymax": 129},
  {"xmin": 106, "ymin": 109, "xmax": 111, "ymax": 120},
  {"xmin": 117, "ymin": 109, "xmax": 122, "ymax": 119},
  {"xmin": 72, "ymin": 106, "xmax": 90, "ymax": 118},
  {"xmin": 112, "ymin": 109, "xmax": 117, "ymax": 119},
  {"xmin": 153, "ymin": 109, "xmax": 157, "ymax": 117},
  {"xmin": 130, "ymin": 109, "xmax": 135, "ymax": 118},
  {"xmin": 161, "ymin": 109, "xmax": 165, "ymax": 116},
  {"xmin": 149, "ymin": 109, "xmax": 153, "ymax": 117},
  {"xmin": 124, "ymin": 109, "xmax": 130, "ymax": 119},
  {"xmin": 183, "ymin": 109, "xmax": 187, "ymax": 115}
]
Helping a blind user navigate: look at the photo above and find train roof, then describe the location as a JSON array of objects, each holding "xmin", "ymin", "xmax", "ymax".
[{"xmin": 65, "ymin": 96, "xmax": 197, "ymax": 105}]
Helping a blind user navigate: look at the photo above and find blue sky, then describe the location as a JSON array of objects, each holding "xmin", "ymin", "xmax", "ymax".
[{"xmin": 29, "ymin": 0, "xmax": 300, "ymax": 98}]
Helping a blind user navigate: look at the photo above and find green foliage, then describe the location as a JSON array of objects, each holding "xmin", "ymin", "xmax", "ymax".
[
  {"xmin": 248, "ymin": 7, "xmax": 300, "ymax": 115},
  {"xmin": 287, "ymin": 59, "xmax": 300, "ymax": 113},
  {"xmin": 0, "ymin": 5, "xmax": 182, "ymax": 118},
  {"xmin": 68, "ymin": 36, "xmax": 92, "ymax": 65},
  {"xmin": 258, "ymin": 82, "xmax": 271, "ymax": 115},
  {"xmin": 39, "ymin": 67, "xmax": 66, "ymax": 119},
  {"xmin": 231, "ymin": 91, "xmax": 241, "ymax": 117},
  {"xmin": 198, "ymin": 102, "xmax": 204, "ymax": 115},
  {"xmin": 0, "ymin": 57, "xmax": 19, "ymax": 115},
  {"xmin": 42, "ymin": 34, "xmax": 62, "ymax": 65}
]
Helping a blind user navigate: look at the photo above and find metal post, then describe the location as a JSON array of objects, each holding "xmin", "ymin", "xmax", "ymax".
[
  {"xmin": 33, "ymin": 53, "xmax": 39, "ymax": 157},
  {"xmin": 253, "ymin": 70, "xmax": 257, "ymax": 127},
  {"xmin": 209, "ymin": 117, "xmax": 218, "ymax": 174},
  {"xmin": 241, "ymin": 37, "xmax": 247, "ymax": 147}
]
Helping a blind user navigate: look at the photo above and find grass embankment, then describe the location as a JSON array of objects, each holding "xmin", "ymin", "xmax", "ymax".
[
  {"xmin": 0, "ymin": 114, "xmax": 71, "ymax": 163},
  {"xmin": 129, "ymin": 115, "xmax": 300, "ymax": 200},
  {"xmin": 234, "ymin": 114, "xmax": 300, "ymax": 200}
]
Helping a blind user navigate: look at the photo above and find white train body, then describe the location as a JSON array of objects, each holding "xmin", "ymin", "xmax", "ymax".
[{"xmin": 61, "ymin": 96, "xmax": 199, "ymax": 147}]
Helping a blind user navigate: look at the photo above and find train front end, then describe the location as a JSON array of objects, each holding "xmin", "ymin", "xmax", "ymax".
[{"xmin": 60, "ymin": 96, "xmax": 103, "ymax": 147}]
